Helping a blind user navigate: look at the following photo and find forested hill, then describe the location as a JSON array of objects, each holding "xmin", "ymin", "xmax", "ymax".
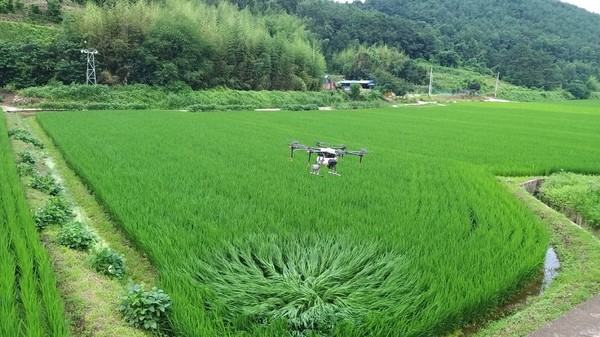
[
  {"xmin": 362, "ymin": 0, "xmax": 600, "ymax": 88},
  {"xmin": 225, "ymin": 0, "xmax": 600, "ymax": 97},
  {"xmin": 1, "ymin": 0, "xmax": 599, "ymax": 98}
]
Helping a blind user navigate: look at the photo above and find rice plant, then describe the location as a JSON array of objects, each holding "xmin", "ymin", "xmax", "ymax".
[
  {"xmin": 0, "ymin": 114, "xmax": 70, "ymax": 337},
  {"xmin": 35, "ymin": 101, "xmax": 600, "ymax": 336},
  {"xmin": 194, "ymin": 234, "xmax": 422, "ymax": 336}
]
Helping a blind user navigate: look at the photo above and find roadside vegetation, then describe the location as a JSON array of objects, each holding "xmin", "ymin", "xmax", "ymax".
[{"xmin": 17, "ymin": 84, "xmax": 354, "ymax": 110}]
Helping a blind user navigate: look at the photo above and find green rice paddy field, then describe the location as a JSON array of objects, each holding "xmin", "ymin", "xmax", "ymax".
[
  {"xmin": 36, "ymin": 101, "xmax": 600, "ymax": 336},
  {"xmin": 0, "ymin": 113, "xmax": 69, "ymax": 337}
]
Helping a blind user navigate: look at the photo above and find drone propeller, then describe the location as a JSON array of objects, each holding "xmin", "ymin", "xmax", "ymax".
[{"xmin": 316, "ymin": 141, "xmax": 346, "ymax": 151}]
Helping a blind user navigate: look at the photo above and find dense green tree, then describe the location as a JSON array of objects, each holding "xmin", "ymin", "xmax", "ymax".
[
  {"xmin": 46, "ymin": 0, "xmax": 62, "ymax": 23},
  {"xmin": 500, "ymin": 43, "xmax": 561, "ymax": 90},
  {"xmin": 57, "ymin": 0, "xmax": 324, "ymax": 90},
  {"xmin": 332, "ymin": 44, "xmax": 424, "ymax": 95}
]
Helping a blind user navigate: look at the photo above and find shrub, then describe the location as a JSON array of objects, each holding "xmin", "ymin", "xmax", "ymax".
[
  {"xmin": 84, "ymin": 102, "xmax": 118, "ymax": 110},
  {"xmin": 119, "ymin": 284, "xmax": 172, "ymax": 334},
  {"xmin": 30, "ymin": 173, "xmax": 62, "ymax": 195},
  {"xmin": 16, "ymin": 162, "xmax": 35, "ymax": 176},
  {"xmin": 221, "ymin": 104, "xmax": 258, "ymax": 111},
  {"xmin": 187, "ymin": 104, "xmax": 259, "ymax": 112},
  {"xmin": 33, "ymin": 196, "xmax": 74, "ymax": 229},
  {"xmin": 8, "ymin": 129, "xmax": 44, "ymax": 148},
  {"xmin": 125, "ymin": 103, "xmax": 150, "ymax": 110},
  {"xmin": 18, "ymin": 151, "xmax": 36, "ymax": 164},
  {"xmin": 565, "ymin": 81, "xmax": 591, "ymax": 100},
  {"xmin": 91, "ymin": 246, "xmax": 125, "ymax": 278},
  {"xmin": 282, "ymin": 104, "xmax": 319, "ymax": 111},
  {"xmin": 348, "ymin": 84, "xmax": 362, "ymax": 101},
  {"xmin": 57, "ymin": 221, "xmax": 97, "ymax": 250},
  {"xmin": 34, "ymin": 102, "xmax": 85, "ymax": 110},
  {"xmin": 187, "ymin": 104, "xmax": 216, "ymax": 112}
]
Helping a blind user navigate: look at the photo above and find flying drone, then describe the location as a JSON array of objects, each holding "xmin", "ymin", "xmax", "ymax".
[{"xmin": 289, "ymin": 141, "xmax": 366, "ymax": 176}]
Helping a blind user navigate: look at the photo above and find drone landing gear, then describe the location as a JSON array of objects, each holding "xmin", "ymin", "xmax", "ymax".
[{"xmin": 328, "ymin": 170, "xmax": 341, "ymax": 176}]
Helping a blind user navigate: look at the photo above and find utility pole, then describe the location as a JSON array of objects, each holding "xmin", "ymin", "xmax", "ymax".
[
  {"xmin": 81, "ymin": 49, "xmax": 98, "ymax": 85},
  {"xmin": 494, "ymin": 72, "xmax": 500, "ymax": 98},
  {"xmin": 428, "ymin": 67, "xmax": 433, "ymax": 97}
]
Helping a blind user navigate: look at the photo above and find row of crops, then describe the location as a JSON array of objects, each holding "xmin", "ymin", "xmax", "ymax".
[
  {"xmin": 0, "ymin": 113, "xmax": 69, "ymax": 337},
  {"xmin": 35, "ymin": 101, "xmax": 600, "ymax": 336}
]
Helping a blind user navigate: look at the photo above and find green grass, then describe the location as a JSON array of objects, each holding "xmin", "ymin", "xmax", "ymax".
[
  {"xmin": 0, "ymin": 21, "xmax": 57, "ymax": 43},
  {"xmin": 540, "ymin": 172, "xmax": 600, "ymax": 228},
  {"xmin": 34, "ymin": 101, "xmax": 600, "ymax": 336},
  {"xmin": 0, "ymin": 112, "xmax": 69, "ymax": 337}
]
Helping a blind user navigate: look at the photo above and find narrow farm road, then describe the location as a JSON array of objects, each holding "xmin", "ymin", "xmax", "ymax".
[{"xmin": 528, "ymin": 295, "xmax": 600, "ymax": 337}]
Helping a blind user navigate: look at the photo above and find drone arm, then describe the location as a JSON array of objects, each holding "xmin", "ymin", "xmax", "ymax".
[{"xmin": 341, "ymin": 150, "xmax": 366, "ymax": 164}]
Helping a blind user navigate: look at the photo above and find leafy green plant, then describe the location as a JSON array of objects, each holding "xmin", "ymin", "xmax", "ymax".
[
  {"xmin": 282, "ymin": 104, "xmax": 319, "ymax": 111},
  {"xmin": 30, "ymin": 173, "xmax": 62, "ymax": 196},
  {"xmin": 348, "ymin": 84, "xmax": 362, "ymax": 101},
  {"xmin": 119, "ymin": 284, "xmax": 172, "ymax": 334},
  {"xmin": 8, "ymin": 128, "xmax": 44, "ymax": 148},
  {"xmin": 57, "ymin": 221, "xmax": 97, "ymax": 250},
  {"xmin": 33, "ymin": 196, "xmax": 74, "ymax": 229},
  {"xmin": 16, "ymin": 162, "xmax": 35, "ymax": 176},
  {"xmin": 90, "ymin": 246, "xmax": 125, "ymax": 278},
  {"xmin": 18, "ymin": 151, "xmax": 36, "ymax": 164}
]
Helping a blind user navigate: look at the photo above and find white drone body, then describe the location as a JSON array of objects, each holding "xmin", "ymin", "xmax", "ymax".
[{"xmin": 311, "ymin": 148, "xmax": 339, "ymax": 176}]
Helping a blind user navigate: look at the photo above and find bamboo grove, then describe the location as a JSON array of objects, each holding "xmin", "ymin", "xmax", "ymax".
[
  {"xmin": 36, "ymin": 101, "xmax": 600, "ymax": 336},
  {"xmin": 32, "ymin": 0, "xmax": 324, "ymax": 91},
  {"xmin": 0, "ymin": 113, "xmax": 70, "ymax": 337}
]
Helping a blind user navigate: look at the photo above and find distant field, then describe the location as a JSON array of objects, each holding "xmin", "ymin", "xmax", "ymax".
[{"xmin": 36, "ymin": 101, "xmax": 600, "ymax": 336}]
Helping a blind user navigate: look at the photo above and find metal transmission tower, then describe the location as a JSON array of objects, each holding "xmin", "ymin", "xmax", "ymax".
[{"xmin": 81, "ymin": 49, "xmax": 98, "ymax": 85}]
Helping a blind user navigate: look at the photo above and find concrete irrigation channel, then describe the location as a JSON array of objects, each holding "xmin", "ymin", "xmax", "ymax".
[{"xmin": 520, "ymin": 178, "xmax": 600, "ymax": 337}]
